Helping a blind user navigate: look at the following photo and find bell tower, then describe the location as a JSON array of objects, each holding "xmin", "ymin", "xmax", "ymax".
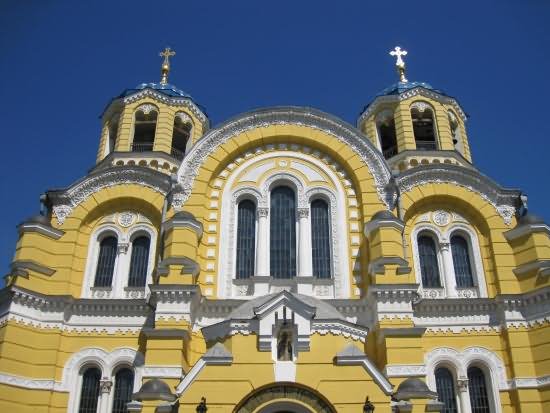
[
  {"xmin": 358, "ymin": 47, "xmax": 472, "ymax": 173},
  {"xmin": 95, "ymin": 48, "xmax": 209, "ymax": 176}
]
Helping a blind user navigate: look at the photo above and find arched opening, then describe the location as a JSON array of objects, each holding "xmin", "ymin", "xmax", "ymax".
[
  {"xmin": 411, "ymin": 102, "xmax": 438, "ymax": 150},
  {"xmin": 270, "ymin": 186, "xmax": 297, "ymax": 279},
  {"xmin": 128, "ymin": 235, "xmax": 151, "ymax": 287},
  {"xmin": 467, "ymin": 366, "xmax": 491, "ymax": 413},
  {"xmin": 451, "ymin": 234, "xmax": 475, "ymax": 288},
  {"xmin": 171, "ymin": 113, "xmax": 192, "ymax": 160},
  {"xmin": 78, "ymin": 367, "xmax": 101, "ymax": 413},
  {"xmin": 448, "ymin": 111, "xmax": 463, "ymax": 152},
  {"xmin": 112, "ymin": 368, "xmax": 134, "ymax": 413},
  {"xmin": 311, "ymin": 199, "xmax": 331, "ymax": 278},
  {"xmin": 417, "ymin": 233, "xmax": 441, "ymax": 288},
  {"xmin": 376, "ymin": 110, "xmax": 398, "ymax": 159},
  {"xmin": 435, "ymin": 367, "xmax": 458, "ymax": 413},
  {"xmin": 236, "ymin": 199, "xmax": 256, "ymax": 279},
  {"xmin": 132, "ymin": 107, "xmax": 158, "ymax": 152},
  {"xmin": 94, "ymin": 235, "xmax": 117, "ymax": 287},
  {"xmin": 107, "ymin": 114, "xmax": 120, "ymax": 155}
]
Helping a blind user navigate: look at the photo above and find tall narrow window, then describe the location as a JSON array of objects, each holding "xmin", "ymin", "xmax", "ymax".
[
  {"xmin": 94, "ymin": 236, "xmax": 117, "ymax": 287},
  {"xmin": 311, "ymin": 199, "xmax": 331, "ymax": 278},
  {"xmin": 451, "ymin": 235, "xmax": 475, "ymax": 288},
  {"xmin": 448, "ymin": 111, "xmax": 462, "ymax": 151},
  {"xmin": 411, "ymin": 102, "xmax": 437, "ymax": 150},
  {"xmin": 376, "ymin": 110, "xmax": 398, "ymax": 159},
  {"xmin": 468, "ymin": 367, "xmax": 491, "ymax": 413},
  {"xmin": 270, "ymin": 186, "xmax": 296, "ymax": 278},
  {"xmin": 171, "ymin": 114, "xmax": 192, "ymax": 161},
  {"xmin": 132, "ymin": 107, "xmax": 157, "ymax": 152},
  {"xmin": 236, "ymin": 200, "xmax": 256, "ymax": 279},
  {"xmin": 107, "ymin": 114, "xmax": 120, "ymax": 154},
  {"xmin": 435, "ymin": 367, "xmax": 458, "ymax": 413},
  {"xmin": 128, "ymin": 236, "xmax": 150, "ymax": 287},
  {"xmin": 78, "ymin": 367, "xmax": 101, "ymax": 413},
  {"xmin": 418, "ymin": 235, "xmax": 441, "ymax": 287},
  {"xmin": 112, "ymin": 368, "xmax": 134, "ymax": 413}
]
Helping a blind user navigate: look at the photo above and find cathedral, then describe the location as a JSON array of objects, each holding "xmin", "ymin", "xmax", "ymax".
[{"xmin": 1, "ymin": 47, "xmax": 549, "ymax": 413}]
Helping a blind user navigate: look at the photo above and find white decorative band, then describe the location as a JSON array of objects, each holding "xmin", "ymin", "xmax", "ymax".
[
  {"xmin": 385, "ymin": 364, "xmax": 427, "ymax": 377},
  {"xmin": 508, "ymin": 375, "xmax": 550, "ymax": 389},
  {"xmin": 142, "ymin": 366, "xmax": 182, "ymax": 379},
  {"xmin": 0, "ymin": 372, "xmax": 66, "ymax": 392}
]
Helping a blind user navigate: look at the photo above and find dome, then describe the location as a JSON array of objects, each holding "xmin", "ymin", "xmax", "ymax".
[
  {"xmin": 371, "ymin": 210, "xmax": 398, "ymax": 221},
  {"xmin": 376, "ymin": 80, "xmax": 442, "ymax": 97},
  {"xmin": 121, "ymin": 82, "xmax": 193, "ymax": 99},
  {"xmin": 394, "ymin": 378, "xmax": 438, "ymax": 401},
  {"xmin": 133, "ymin": 379, "xmax": 176, "ymax": 402}
]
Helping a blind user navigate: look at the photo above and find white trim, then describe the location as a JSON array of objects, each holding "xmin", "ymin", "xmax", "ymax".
[
  {"xmin": 0, "ymin": 372, "xmax": 61, "ymax": 391},
  {"xmin": 142, "ymin": 366, "xmax": 183, "ymax": 379}
]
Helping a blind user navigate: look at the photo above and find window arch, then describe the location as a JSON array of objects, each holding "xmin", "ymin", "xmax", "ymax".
[
  {"xmin": 468, "ymin": 366, "xmax": 491, "ymax": 413},
  {"xmin": 171, "ymin": 113, "xmax": 192, "ymax": 160},
  {"xmin": 451, "ymin": 234, "xmax": 475, "ymax": 288},
  {"xmin": 411, "ymin": 102, "xmax": 438, "ymax": 150},
  {"xmin": 435, "ymin": 367, "xmax": 458, "ymax": 413},
  {"xmin": 270, "ymin": 186, "xmax": 296, "ymax": 279},
  {"xmin": 376, "ymin": 110, "xmax": 398, "ymax": 159},
  {"xmin": 236, "ymin": 199, "xmax": 256, "ymax": 279},
  {"xmin": 112, "ymin": 367, "xmax": 134, "ymax": 413},
  {"xmin": 418, "ymin": 233, "xmax": 441, "ymax": 288},
  {"xmin": 128, "ymin": 235, "xmax": 150, "ymax": 287},
  {"xmin": 132, "ymin": 106, "xmax": 158, "ymax": 152},
  {"xmin": 78, "ymin": 367, "xmax": 101, "ymax": 413},
  {"xmin": 311, "ymin": 199, "xmax": 331, "ymax": 278},
  {"xmin": 94, "ymin": 235, "xmax": 118, "ymax": 287}
]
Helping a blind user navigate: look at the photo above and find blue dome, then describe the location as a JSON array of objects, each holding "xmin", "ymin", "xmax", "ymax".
[
  {"xmin": 118, "ymin": 82, "xmax": 193, "ymax": 99},
  {"xmin": 376, "ymin": 80, "xmax": 442, "ymax": 97}
]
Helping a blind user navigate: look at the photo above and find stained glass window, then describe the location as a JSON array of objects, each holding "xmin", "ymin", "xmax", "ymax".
[
  {"xmin": 94, "ymin": 236, "xmax": 117, "ymax": 287},
  {"xmin": 418, "ymin": 235, "xmax": 441, "ymax": 287},
  {"xmin": 451, "ymin": 235, "xmax": 475, "ymax": 288},
  {"xmin": 311, "ymin": 199, "xmax": 331, "ymax": 278},
  {"xmin": 270, "ymin": 187, "xmax": 296, "ymax": 278},
  {"xmin": 112, "ymin": 368, "xmax": 134, "ymax": 413},
  {"xmin": 78, "ymin": 367, "xmax": 101, "ymax": 413},
  {"xmin": 236, "ymin": 200, "xmax": 256, "ymax": 279},
  {"xmin": 128, "ymin": 236, "xmax": 150, "ymax": 287},
  {"xmin": 468, "ymin": 366, "xmax": 491, "ymax": 413},
  {"xmin": 435, "ymin": 367, "xmax": 458, "ymax": 413}
]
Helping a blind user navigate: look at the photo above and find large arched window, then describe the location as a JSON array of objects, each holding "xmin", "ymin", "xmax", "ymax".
[
  {"xmin": 418, "ymin": 234, "xmax": 441, "ymax": 288},
  {"xmin": 171, "ymin": 114, "xmax": 192, "ymax": 161},
  {"xmin": 451, "ymin": 234, "xmax": 475, "ymax": 288},
  {"xmin": 435, "ymin": 367, "xmax": 458, "ymax": 413},
  {"xmin": 78, "ymin": 367, "xmax": 101, "ymax": 413},
  {"xmin": 311, "ymin": 199, "xmax": 331, "ymax": 278},
  {"xmin": 468, "ymin": 367, "xmax": 491, "ymax": 413},
  {"xmin": 94, "ymin": 236, "xmax": 117, "ymax": 287},
  {"xmin": 132, "ymin": 107, "xmax": 158, "ymax": 152},
  {"xmin": 411, "ymin": 102, "xmax": 438, "ymax": 150},
  {"xmin": 112, "ymin": 368, "xmax": 134, "ymax": 413},
  {"xmin": 236, "ymin": 200, "xmax": 256, "ymax": 279},
  {"xmin": 128, "ymin": 236, "xmax": 150, "ymax": 287},
  {"xmin": 270, "ymin": 186, "xmax": 296, "ymax": 279},
  {"xmin": 376, "ymin": 110, "xmax": 398, "ymax": 159}
]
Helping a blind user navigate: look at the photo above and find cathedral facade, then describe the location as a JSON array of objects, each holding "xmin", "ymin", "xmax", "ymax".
[{"xmin": 0, "ymin": 48, "xmax": 549, "ymax": 413}]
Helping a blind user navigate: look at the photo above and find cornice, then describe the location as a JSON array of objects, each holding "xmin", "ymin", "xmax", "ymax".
[
  {"xmin": 10, "ymin": 260, "xmax": 56, "ymax": 278},
  {"xmin": 504, "ymin": 223, "xmax": 550, "ymax": 241},
  {"xmin": 17, "ymin": 222, "xmax": 64, "ymax": 239}
]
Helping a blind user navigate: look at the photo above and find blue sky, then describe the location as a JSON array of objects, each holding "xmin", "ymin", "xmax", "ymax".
[{"xmin": 1, "ymin": 1, "xmax": 549, "ymax": 275}]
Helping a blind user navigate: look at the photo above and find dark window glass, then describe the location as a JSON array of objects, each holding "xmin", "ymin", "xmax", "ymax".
[
  {"xmin": 128, "ymin": 236, "xmax": 150, "ymax": 287},
  {"xmin": 112, "ymin": 368, "xmax": 134, "ymax": 413},
  {"xmin": 468, "ymin": 367, "xmax": 491, "ymax": 413},
  {"xmin": 78, "ymin": 367, "xmax": 101, "ymax": 413},
  {"xmin": 378, "ymin": 118, "xmax": 398, "ymax": 159},
  {"xmin": 418, "ymin": 235, "xmax": 441, "ymax": 287},
  {"xmin": 411, "ymin": 107, "xmax": 437, "ymax": 150},
  {"xmin": 311, "ymin": 199, "xmax": 331, "ymax": 278},
  {"xmin": 171, "ymin": 116, "xmax": 191, "ymax": 160},
  {"xmin": 270, "ymin": 187, "xmax": 296, "ymax": 278},
  {"xmin": 451, "ymin": 235, "xmax": 475, "ymax": 288},
  {"xmin": 236, "ymin": 200, "xmax": 256, "ymax": 279},
  {"xmin": 435, "ymin": 367, "xmax": 458, "ymax": 413},
  {"xmin": 132, "ymin": 110, "xmax": 157, "ymax": 152},
  {"xmin": 94, "ymin": 236, "xmax": 117, "ymax": 287}
]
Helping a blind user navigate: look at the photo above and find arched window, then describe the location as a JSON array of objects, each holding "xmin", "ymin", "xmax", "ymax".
[
  {"xmin": 128, "ymin": 236, "xmax": 150, "ymax": 287},
  {"xmin": 94, "ymin": 236, "xmax": 117, "ymax": 287},
  {"xmin": 171, "ymin": 114, "xmax": 192, "ymax": 161},
  {"xmin": 236, "ymin": 200, "xmax": 256, "ymax": 279},
  {"xmin": 132, "ymin": 107, "xmax": 158, "ymax": 152},
  {"xmin": 311, "ymin": 199, "xmax": 331, "ymax": 278},
  {"xmin": 270, "ymin": 186, "xmax": 296, "ymax": 279},
  {"xmin": 107, "ymin": 114, "xmax": 120, "ymax": 154},
  {"xmin": 451, "ymin": 235, "xmax": 474, "ymax": 288},
  {"xmin": 78, "ymin": 367, "xmax": 101, "ymax": 413},
  {"xmin": 411, "ymin": 103, "xmax": 437, "ymax": 150},
  {"xmin": 435, "ymin": 367, "xmax": 458, "ymax": 413},
  {"xmin": 448, "ymin": 111, "xmax": 462, "ymax": 151},
  {"xmin": 112, "ymin": 368, "xmax": 134, "ymax": 413},
  {"xmin": 468, "ymin": 366, "xmax": 491, "ymax": 413},
  {"xmin": 418, "ymin": 234, "xmax": 441, "ymax": 288},
  {"xmin": 376, "ymin": 111, "xmax": 398, "ymax": 159}
]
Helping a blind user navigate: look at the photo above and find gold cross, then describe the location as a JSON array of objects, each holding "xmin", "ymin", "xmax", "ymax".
[{"xmin": 159, "ymin": 47, "xmax": 176, "ymax": 85}]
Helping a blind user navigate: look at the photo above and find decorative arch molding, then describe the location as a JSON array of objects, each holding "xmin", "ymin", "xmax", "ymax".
[
  {"xmin": 261, "ymin": 172, "xmax": 307, "ymax": 208},
  {"xmin": 48, "ymin": 166, "xmax": 171, "ymax": 225},
  {"xmin": 233, "ymin": 383, "xmax": 337, "ymax": 413},
  {"xmin": 397, "ymin": 164, "xmax": 521, "ymax": 225},
  {"xmin": 175, "ymin": 107, "xmax": 393, "ymax": 208}
]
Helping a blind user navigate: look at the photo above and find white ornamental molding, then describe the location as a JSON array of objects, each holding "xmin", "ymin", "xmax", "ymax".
[
  {"xmin": 48, "ymin": 167, "xmax": 171, "ymax": 225},
  {"xmin": 136, "ymin": 103, "xmax": 157, "ymax": 115},
  {"xmin": 384, "ymin": 364, "xmax": 427, "ymax": 378},
  {"xmin": 118, "ymin": 212, "xmax": 137, "ymax": 228},
  {"xmin": 142, "ymin": 366, "xmax": 183, "ymax": 379},
  {"xmin": 176, "ymin": 107, "xmax": 393, "ymax": 208},
  {"xmin": 432, "ymin": 210, "xmax": 451, "ymax": 227}
]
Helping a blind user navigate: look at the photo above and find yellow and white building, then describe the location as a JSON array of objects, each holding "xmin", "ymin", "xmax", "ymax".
[{"xmin": 1, "ymin": 47, "xmax": 549, "ymax": 413}]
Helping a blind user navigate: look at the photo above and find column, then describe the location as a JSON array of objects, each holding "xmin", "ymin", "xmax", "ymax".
[
  {"xmin": 457, "ymin": 378, "xmax": 472, "ymax": 413},
  {"xmin": 256, "ymin": 208, "xmax": 270, "ymax": 277},
  {"xmin": 439, "ymin": 241, "xmax": 457, "ymax": 297},
  {"xmin": 99, "ymin": 379, "xmax": 113, "ymax": 413},
  {"xmin": 297, "ymin": 208, "xmax": 312, "ymax": 277}
]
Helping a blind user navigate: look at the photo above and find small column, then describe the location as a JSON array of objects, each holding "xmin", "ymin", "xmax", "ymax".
[
  {"xmin": 99, "ymin": 379, "xmax": 113, "ymax": 413},
  {"xmin": 439, "ymin": 241, "xmax": 457, "ymax": 297},
  {"xmin": 256, "ymin": 208, "xmax": 270, "ymax": 277},
  {"xmin": 457, "ymin": 378, "xmax": 472, "ymax": 413},
  {"xmin": 297, "ymin": 208, "xmax": 312, "ymax": 277}
]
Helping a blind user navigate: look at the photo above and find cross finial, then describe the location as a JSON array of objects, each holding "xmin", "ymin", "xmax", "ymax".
[
  {"xmin": 389, "ymin": 46, "xmax": 408, "ymax": 83},
  {"xmin": 159, "ymin": 47, "xmax": 176, "ymax": 85}
]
